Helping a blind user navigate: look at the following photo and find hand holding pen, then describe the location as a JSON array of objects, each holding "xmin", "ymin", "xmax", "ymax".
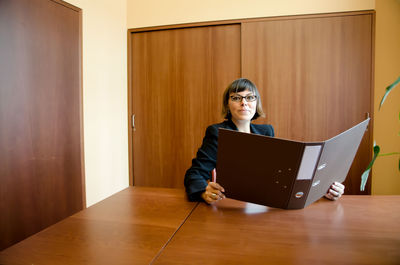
[{"xmin": 201, "ymin": 168, "xmax": 226, "ymax": 204}]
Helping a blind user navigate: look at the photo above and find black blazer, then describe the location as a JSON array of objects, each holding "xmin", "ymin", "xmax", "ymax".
[{"xmin": 184, "ymin": 119, "xmax": 274, "ymax": 201}]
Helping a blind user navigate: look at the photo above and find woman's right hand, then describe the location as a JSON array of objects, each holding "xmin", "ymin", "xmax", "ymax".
[{"xmin": 201, "ymin": 182, "xmax": 225, "ymax": 204}]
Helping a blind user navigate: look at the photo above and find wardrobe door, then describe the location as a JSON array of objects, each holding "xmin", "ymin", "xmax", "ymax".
[
  {"xmin": 131, "ymin": 25, "xmax": 240, "ymax": 187},
  {"xmin": 242, "ymin": 14, "xmax": 373, "ymax": 194},
  {"xmin": 0, "ymin": 0, "xmax": 84, "ymax": 250}
]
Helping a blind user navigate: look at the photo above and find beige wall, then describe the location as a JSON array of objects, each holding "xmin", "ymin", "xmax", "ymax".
[
  {"xmin": 372, "ymin": 0, "xmax": 400, "ymax": 194},
  {"xmin": 127, "ymin": 0, "xmax": 374, "ymax": 28},
  {"xmin": 65, "ymin": 0, "xmax": 129, "ymax": 206}
]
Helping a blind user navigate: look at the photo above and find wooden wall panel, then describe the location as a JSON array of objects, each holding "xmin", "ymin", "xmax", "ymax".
[
  {"xmin": 242, "ymin": 14, "xmax": 373, "ymax": 194},
  {"xmin": 131, "ymin": 25, "xmax": 241, "ymax": 187},
  {"xmin": 0, "ymin": 0, "xmax": 84, "ymax": 250}
]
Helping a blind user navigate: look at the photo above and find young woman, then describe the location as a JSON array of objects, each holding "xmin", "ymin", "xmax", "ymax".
[{"xmin": 184, "ymin": 78, "xmax": 344, "ymax": 204}]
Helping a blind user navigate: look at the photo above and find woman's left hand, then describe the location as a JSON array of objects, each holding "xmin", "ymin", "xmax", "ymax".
[{"xmin": 324, "ymin": 182, "xmax": 345, "ymax": 201}]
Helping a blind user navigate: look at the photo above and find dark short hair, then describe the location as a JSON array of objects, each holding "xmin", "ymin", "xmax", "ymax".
[{"xmin": 222, "ymin": 78, "xmax": 265, "ymax": 120}]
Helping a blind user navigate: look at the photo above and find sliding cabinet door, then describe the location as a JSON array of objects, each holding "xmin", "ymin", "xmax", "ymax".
[
  {"xmin": 131, "ymin": 25, "xmax": 240, "ymax": 187},
  {"xmin": 242, "ymin": 14, "xmax": 373, "ymax": 194}
]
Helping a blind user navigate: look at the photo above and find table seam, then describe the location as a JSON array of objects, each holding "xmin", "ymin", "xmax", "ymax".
[{"xmin": 149, "ymin": 202, "xmax": 200, "ymax": 265}]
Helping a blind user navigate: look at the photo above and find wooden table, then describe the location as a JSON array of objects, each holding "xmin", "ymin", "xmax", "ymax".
[
  {"xmin": 0, "ymin": 187, "xmax": 197, "ymax": 265},
  {"xmin": 154, "ymin": 195, "xmax": 400, "ymax": 265},
  {"xmin": 1, "ymin": 188, "xmax": 399, "ymax": 265}
]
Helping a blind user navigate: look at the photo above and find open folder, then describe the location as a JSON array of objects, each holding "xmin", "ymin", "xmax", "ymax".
[{"xmin": 216, "ymin": 118, "xmax": 370, "ymax": 209}]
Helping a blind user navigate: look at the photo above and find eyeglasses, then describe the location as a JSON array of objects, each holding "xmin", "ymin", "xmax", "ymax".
[{"xmin": 230, "ymin": 94, "xmax": 257, "ymax": 102}]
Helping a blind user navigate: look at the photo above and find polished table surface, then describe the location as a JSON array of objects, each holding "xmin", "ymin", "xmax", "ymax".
[
  {"xmin": 154, "ymin": 195, "xmax": 400, "ymax": 265},
  {"xmin": 1, "ymin": 187, "xmax": 399, "ymax": 265},
  {"xmin": 0, "ymin": 187, "xmax": 197, "ymax": 265}
]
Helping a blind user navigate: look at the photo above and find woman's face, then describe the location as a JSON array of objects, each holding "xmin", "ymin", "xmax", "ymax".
[{"xmin": 228, "ymin": 90, "xmax": 257, "ymax": 122}]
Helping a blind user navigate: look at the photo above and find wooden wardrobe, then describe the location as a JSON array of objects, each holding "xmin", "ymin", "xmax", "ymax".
[
  {"xmin": 0, "ymin": 0, "xmax": 84, "ymax": 250},
  {"xmin": 128, "ymin": 11, "xmax": 374, "ymax": 195}
]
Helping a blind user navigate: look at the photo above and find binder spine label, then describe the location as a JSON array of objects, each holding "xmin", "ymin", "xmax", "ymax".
[
  {"xmin": 287, "ymin": 144, "xmax": 322, "ymax": 209},
  {"xmin": 296, "ymin": 145, "xmax": 322, "ymax": 180}
]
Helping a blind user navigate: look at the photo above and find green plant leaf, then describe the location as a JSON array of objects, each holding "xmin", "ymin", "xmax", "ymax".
[
  {"xmin": 378, "ymin": 152, "xmax": 400, "ymax": 156},
  {"xmin": 379, "ymin": 76, "xmax": 400, "ymax": 110},
  {"xmin": 361, "ymin": 145, "xmax": 380, "ymax": 191}
]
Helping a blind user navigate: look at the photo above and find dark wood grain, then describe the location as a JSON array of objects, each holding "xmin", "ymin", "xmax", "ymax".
[
  {"xmin": 241, "ymin": 14, "xmax": 374, "ymax": 194},
  {"xmin": 0, "ymin": 187, "xmax": 197, "ymax": 265},
  {"xmin": 130, "ymin": 25, "xmax": 241, "ymax": 188},
  {"xmin": 0, "ymin": 0, "xmax": 84, "ymax": 250},
  {"xmin": 154, "ymin": 196, "xmax": 400, "ymax": 265}
]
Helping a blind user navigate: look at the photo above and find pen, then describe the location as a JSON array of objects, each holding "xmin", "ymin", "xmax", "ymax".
[{"xmin": 212, "ymin": 168, "xmax": 216, "ymax": 182}]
